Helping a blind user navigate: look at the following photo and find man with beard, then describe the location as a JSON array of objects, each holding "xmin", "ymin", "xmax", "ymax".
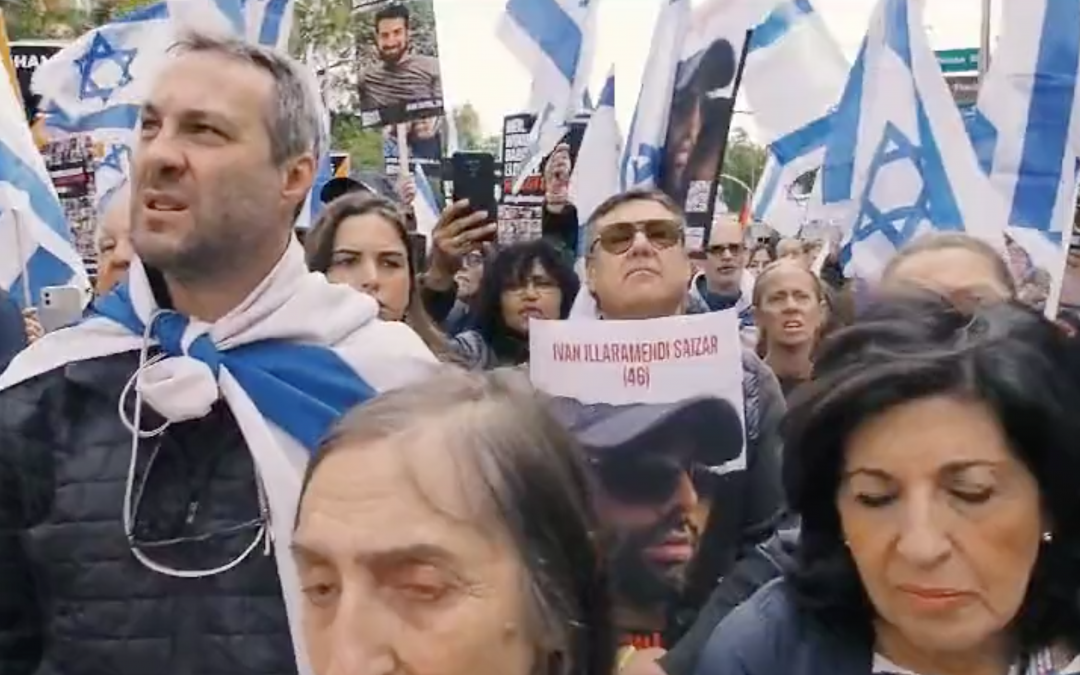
[
  {"xmin": 549, "ymin": 396, "xmax": 743, "ymax": 652},
  {"xmin": 0, "ymin": 34, "xmax": 435, "ymax": 675},
  {"xmin": 358, "ymin": 3, "xmax": 442, "ymax": 115}
]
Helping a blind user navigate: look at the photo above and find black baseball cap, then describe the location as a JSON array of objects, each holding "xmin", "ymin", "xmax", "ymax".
[
  {"xmin": 548, "ymin": 396, "xmax": 743, "ymax": 468},
  {"xmin": 320, "ymin": 170, "xmax": 400, "ymax": 204}
]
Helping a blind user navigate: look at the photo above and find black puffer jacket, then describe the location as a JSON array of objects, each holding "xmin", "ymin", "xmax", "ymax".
[{"xmin": 0, "ymin": 352, "xmax": 295, "ymax": 675}]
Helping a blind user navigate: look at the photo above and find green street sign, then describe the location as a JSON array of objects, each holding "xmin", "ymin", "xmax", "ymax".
[{"xmin": 936, "ymin": 48, "xmax": 981, "ymax": 73}]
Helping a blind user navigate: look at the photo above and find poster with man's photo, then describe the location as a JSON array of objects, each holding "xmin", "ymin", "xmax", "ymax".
[
  {"xmin": 354, "ymin": 0, "xmax": 445, "ymax": 129},
  {"xmin": 382, "ymin": 115, "xmax": 444, "ymax": 178},
  {"xmin": 660, "ymin": 16, "xmax": 751, "ymax": 250},
  {"xmin": 529, "ymin": 312, "xmax": 746, "ymax": 649}
]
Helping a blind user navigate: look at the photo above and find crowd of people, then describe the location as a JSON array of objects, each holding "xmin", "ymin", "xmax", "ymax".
[{"xmin": 2, "ymin": 32, "xmax": 1080, "ymax": 675}]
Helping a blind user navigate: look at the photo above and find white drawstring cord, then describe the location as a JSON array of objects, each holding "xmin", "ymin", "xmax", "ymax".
[{"xmin": 118, "ymin": 310, "xmax": 270, "ymax": 579}]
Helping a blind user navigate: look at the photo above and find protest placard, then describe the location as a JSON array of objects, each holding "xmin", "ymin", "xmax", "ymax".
[
  {"xmin": 497, "ymin": 113, "xmax": 544, "ymax": 245},
  {"xmin": 354, "ymin": 0, "xmax": 445, "ymax": 129},
  {"xmin": 660, "ymin": 21, "xmax": 751, "ymax": 250},
  {"xmin": 497, "ymin": 113, "xmax": 590, "ymax": 247},
  {"xmin": 383, "ymin": 114, "xmax": 443, "ymax": 178},
  {"xmin": 10, "ymin": 41, "xmax": 63, "ymax": 123},
  {"xmin": 533, "ymin": 311, "xmax": 747, "ymax": 643},
  {"xmin": 41, "ymin": 135, "xmax": 96, "ymax": 267},
  {"xmin": 530, "ymin": 310, "xmax": 745, "ymax": 470}
]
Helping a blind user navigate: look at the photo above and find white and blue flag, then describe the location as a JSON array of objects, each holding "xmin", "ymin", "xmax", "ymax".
[
  {"xmin": 744, "ymin": 0, "xmax": 848, "ymax": 236},
  {"xmin": 568, "ymin": 67, "xmax": 618, "ymax": 238},
  {"xmin": 242, "ymin": 0, "xmax": 295, "ymax": 49},
  {"xmin": 0, "ymin": 59, "xmax": 86, "ymax": 307},
  {"xmin": 620, "ymin": 0, "xmax": 690, "ymax": 191},
  {"xmin": 498, "ymin": 0, "xmax": 598, "ymax": 193},
  {"xmin": 32, "ymin": 0, "xmax": 249, "ymax": 139},
  {"xmin": 94, "ymin": 141, "xmax": 132, "ymax": 214},
  {"xmin": 967, "ymin": 0, "xmax": 1079, "ymax": 313},
  {"xmin": 412, "ymin": 164, "xmax": 442, "ymax": 245},
  {"xmin": 816, "ymin": 0, "xmax": 1005, "ymax": 279}
]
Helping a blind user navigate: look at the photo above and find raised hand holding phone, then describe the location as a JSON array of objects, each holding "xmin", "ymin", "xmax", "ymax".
[{"xmin": 422, "ymin": 199, "xmax": 497, "ymax": 292}]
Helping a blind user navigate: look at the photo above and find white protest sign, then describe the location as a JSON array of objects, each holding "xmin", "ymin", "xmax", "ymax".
[{"xmin": 530, "ymin": 310, "xmax": 746, "ymax": 472}]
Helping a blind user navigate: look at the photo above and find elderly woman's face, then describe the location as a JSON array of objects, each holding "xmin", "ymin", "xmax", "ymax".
[
  {"xmin": 838, "ymin": 395, "xmax": 1044, "ymax": 657},
  {"xmin": 884, "ymin": 248, "xmax": 1013, "ymax": 305},
  {"xmin": 293, "ymin": 434, "xmax": 537, "ymax": 675}
]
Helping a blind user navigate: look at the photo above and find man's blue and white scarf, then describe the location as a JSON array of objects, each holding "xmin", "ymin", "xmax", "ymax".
[{"xmin": 0, "ymin": 240, "xmax": 438, "ymax": 674}]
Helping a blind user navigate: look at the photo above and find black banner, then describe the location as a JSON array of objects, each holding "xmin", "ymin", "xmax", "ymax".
[
  {"xmin": 10, "ymin": 41, "xmax": 63, "ymax": 123},
  {"xmin": 660, "ymin": 31, "xmax": 751, "ymax": 250}
]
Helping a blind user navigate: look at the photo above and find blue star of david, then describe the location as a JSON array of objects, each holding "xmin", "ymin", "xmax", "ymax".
[
  {"xmin": 849, "ymin": 122, "xmax": 939, "ymax": 249},
  {"xmin": 100, "ymin": 144, "xmax": 130, "ymax": 174},
  {"xmin": 74, "ymin": 32, "xmax": 137, "ymax": 105},
  {"xmin": 630, "ymin": 143, "xmax": 661, "ymax": 184}
]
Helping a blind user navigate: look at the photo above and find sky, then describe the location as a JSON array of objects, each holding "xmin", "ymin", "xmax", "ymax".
[{"xmin": 429, "ymin": 0, "xmax": 1002, "ymax": 139}]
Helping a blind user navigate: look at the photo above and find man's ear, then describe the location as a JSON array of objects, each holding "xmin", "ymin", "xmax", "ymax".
[
  {"xmin": 282, "ymin": 153, "xmax": 317, "ymax": 211},
  {"xmin": 585, "ymin": 255, "xmax": 597, "ymax": 294}
]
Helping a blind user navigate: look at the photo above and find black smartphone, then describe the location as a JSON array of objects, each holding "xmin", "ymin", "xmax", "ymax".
[{"xmin": 451, "ymin": 152, "xmax": 497, "ymax": 222}]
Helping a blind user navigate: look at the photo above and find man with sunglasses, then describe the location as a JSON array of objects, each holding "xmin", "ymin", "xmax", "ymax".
[
  {"xmin": 582, "ymin": 188, "xmax": 786, "ymax": 663},
  {"xmin": 689, "ymin": 214, "xmax": 755, "ymax": 341},
  {"xmin": 549, "ymin": 396, "xmax": 743, "ymax": 652}
]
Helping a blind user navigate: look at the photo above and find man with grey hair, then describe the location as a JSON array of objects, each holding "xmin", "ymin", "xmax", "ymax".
[{"xmin": 0, "ymin": 32, "xmax": 436, "ymax": 675}]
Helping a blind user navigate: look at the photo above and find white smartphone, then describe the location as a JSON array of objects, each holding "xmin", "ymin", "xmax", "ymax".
[{"xmin": 38, "ymin": 285, "xmax": 85, "ymax": 333}]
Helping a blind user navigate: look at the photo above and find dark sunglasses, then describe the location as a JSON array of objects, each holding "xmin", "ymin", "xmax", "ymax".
[
  {"xmin": 592, "ymin": 219, "xmax": 683, "ymax": 256},
  {"xmin": 590, "ymin": 453, "xmax": 721, "ymax": 505},
  {"xmin": 706, "ymin": 243, "xmax": 744, "ymax": 257}
]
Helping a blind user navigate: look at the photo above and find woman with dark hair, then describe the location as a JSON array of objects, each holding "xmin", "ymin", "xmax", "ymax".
[
  {"xmin": 745, "ymin": 244, "xmax": 775, "ymax": 278},
  {"xmin": 454, "ymin": 239, "xmax": 579, "ymax": 370},
  {"xmin": 293, "ymin": 367, "xmax": 616, "ymax": 675},
  {"xmin": 695, "ymin": 294, "xmax": 1080, "ymax": 675},
  {"xmin": 305, "ymin": 192, "xmax": 452, "ymax": 358}
]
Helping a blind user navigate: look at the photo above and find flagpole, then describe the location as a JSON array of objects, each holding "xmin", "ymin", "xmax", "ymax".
[
  {"xmin": 978, "ymin": 0, "xmax": 992, "ymax": 80},
  {"xmin": 12, "ymin": 209, "xmax": 31, "ymax": 308},
  {"xmin": 396, "ymin": 123, "xmax": 410, "ymax": 175}
]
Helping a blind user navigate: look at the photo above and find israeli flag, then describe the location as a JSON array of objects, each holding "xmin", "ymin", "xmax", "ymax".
[
  {"xmin": 498, "ymin": 0, "xmax": 599, "ymax": 193},
  {"xmin": 968, "ymin": 0, "xmax": 1079, "ymax": 313},
  {"xmin": 569, "ymin": 68, "xmax": 618, "ymax": 238},
  {"xmin": 745, "ymin": 0, "xmax": 848, "ymax": 236},
  {"xmin": 817, "ymin": 0, "xmax": 1005, "ymax": 279},
  {"xmin": 94, "ymin": 141, "xmax": 132, "ymax": 213},
  {"xmin": 242, "ymin": 0, "xmax": 295, "ymax": 49},
  {"xmin": 972, "ymin": 0, "xmax": 1079, "ymax": 233},
  {"xmin": 413, "ymin": 164, "xmax": 442, "ymax": 246},
  {"xmin": 0, "ymin": 60, "xmax": 86, "ymax": 308},
  {"xmin": 32, "ymin": 0, "xmax": 250, "ymax": 138},
  {"xmin": 621, "ymin": 0, "xmax": 690, "ymax": 191}
]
